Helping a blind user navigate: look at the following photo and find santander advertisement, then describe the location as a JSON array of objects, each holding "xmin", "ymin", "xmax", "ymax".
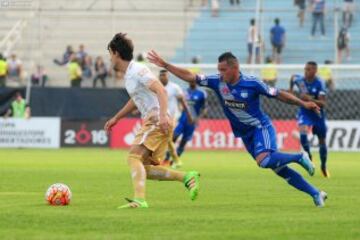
[{"xmin": 110, "ymin": 118, "xmax": 301, "ymax": 151}]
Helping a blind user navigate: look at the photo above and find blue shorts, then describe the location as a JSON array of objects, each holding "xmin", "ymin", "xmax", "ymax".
[
  {"xmin": 247, "ymin": 43, "xmax": 260, "ymax": 55},
  {"xmin": 298, "ymin": 114, "xmax": 327, "ymax": 138},
  {"xmin": 241, "ymin": 124, "xmax": 278, "ymax": 159},
  {"xmin": 174, "ymin": 121, "xmax": 196, "ymax": 142}
]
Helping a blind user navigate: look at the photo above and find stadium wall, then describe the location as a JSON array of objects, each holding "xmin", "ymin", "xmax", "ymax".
[{"xmin": 1, "ymin": 88, "xmax": 359, "ymax": 120}]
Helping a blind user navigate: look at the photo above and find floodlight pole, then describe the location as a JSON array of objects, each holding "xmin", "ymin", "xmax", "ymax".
[{"xmin": 334, "ymin": 7, "xmax": 339, "ymax": 64}]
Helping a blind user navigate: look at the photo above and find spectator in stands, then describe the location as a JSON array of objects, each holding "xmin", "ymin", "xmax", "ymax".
[
  {"xmin": 230, "ymin": 0, "xmax": 240, "ymax": 6},
  {"xmin": 343, "ymin": 0, "xmax": 355, "ymax": 28},
  {"xmin": 188, "ymin": 56, "xmax": 202, "ymax": 74},
  {"xmin": 54, "ymin": 45, "xmax": 74, "ymax": 66},
  {"xmin": 76, "ymin": 44, "xmax": 92, "ymax": 79},
  {"xmin": 318, "ymin": 60, "xmax": 334, "ymax": 90},
  {"xmin": 4, "ymin": 91, "xmax": 31, "ymax": 119},
  {"xmin": 82, "ymin": 55, "xmax": 93, "ymax": 79},
  {"xmin": 7, "ymin": 54, "xmax": 23, "ymax": 85},
  {"xmin": 68, "ymin": 54, "xmax": 82, "ymax": 87},
  {"xmin": 294, "ymin": 0, "xmax": 306, "ymax": 27},
  {"xmin": 310, "ymin": 0, "xmax": 326, "ymax": 39},
  {"xmin": 247, "ymin": 18, "xmax": 261, "ymax": 64},
  {"xmin": 211, "ymin": 0, "xmax": 219, "ymax": 17},
  {"xmin": 136, "ymin": 53, "xmax": 146, "ymax": 64},
  {"xmin": 261, "ymin": 56, "xmax": 277, "ymax": 87},
  {"xmin": 76, "ymin": 44, "xmax": 88, "ymax": 65},
  {"xmin": 337, "ymin": 26, "xmax": 350, "ymax": 63},
  {"xmin": 0, "ymin": 53, "xmax": 8, "ymax": 87},
  {"xmin": 31, "ymin": 65, "xmax": 48, "ymax": 87},
  {"xmin": 270, "ymin": 18, "xmax": 286, "ymax": 64},
  {"xmin": 93, "ymin": 56, "xmax": 108, "ymax": 88}
]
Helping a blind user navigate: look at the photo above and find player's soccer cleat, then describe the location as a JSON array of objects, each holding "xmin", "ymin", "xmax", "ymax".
[
  {"xmin": 299, "ymin": 152, "xmax": 315, "ymax": 176},
  {"xmin": 321, "ymin": 166, "xmax": 331, "ymax": 178},
  {"xmin": 313, "ymin": 191, "xmax": 328, "ymax": 207},
  {"xmin": 183, "ymin": 171, "xmax": 200, "ymax": 201},
  {"xmin": 118, "ymin": 198, "xmax": 149, "ymax": 209}
]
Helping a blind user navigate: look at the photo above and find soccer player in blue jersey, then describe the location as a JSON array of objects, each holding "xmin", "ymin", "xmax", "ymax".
[
  {"xmin": 290, "ymin": 62, "xmax": 330, "ymax": 178},
  {"xmin": 166, "ymin": 80, "xmax": 207, "ymax": 168},
  {"xmin": 148, "ymin": 50, "xmax": 328, "ymax": 207}
]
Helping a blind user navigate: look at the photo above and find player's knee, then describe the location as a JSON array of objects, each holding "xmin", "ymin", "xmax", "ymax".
[
  {"xmin": 272, "ymin": 165, "xmax": 287, "ymax": 175},
  {"xmin": 257, "ymin": 153, "xmax": 272, "ymax": 168}
]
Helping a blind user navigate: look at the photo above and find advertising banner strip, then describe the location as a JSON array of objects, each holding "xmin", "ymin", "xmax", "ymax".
[
  {"xmin": 60, "ymin": 120, "xmax": 109, "ymax": 148},
  {"xmin": 110, "ymin": 119, "xmax": 360, "ymax": 152},
  {"xmin": 0, "ymin": 117, "xmax": 61, "ymax": 148}
]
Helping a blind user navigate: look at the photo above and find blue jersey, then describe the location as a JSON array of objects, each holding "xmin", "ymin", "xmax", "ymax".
[
  {"xmin": 196, "ymin": 73, "xmax": 279, "ymax": 137},
  {"xmin": 293, "ymin": 74, "xmax": 326, "ymax": 119},
  {"xmin": 179, "ymin": 87, "xmax": 207, "ymax": 123}
]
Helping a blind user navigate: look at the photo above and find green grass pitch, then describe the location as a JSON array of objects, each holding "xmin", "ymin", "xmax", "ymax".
[{"xmin": 0, "ymin": 149, "xmax": 359, "ymax": 240}]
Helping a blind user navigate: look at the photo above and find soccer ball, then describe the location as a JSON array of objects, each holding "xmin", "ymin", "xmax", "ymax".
[{"xmin": 45, "ymin": 183, "xmax": 72, "ymax": 206}]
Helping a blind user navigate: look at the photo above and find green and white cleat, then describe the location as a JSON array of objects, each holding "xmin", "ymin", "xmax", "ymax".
[
  {"xmin": 183, "ymin": 171, "xmax": 200, "ymax": 201},
  {"xmin": 118, "ymin": 198, "xmax": 149, "ymax": 209},
  {"xmin": 299, "ymin": 152, "xmax": 315, "ymax": 176}
]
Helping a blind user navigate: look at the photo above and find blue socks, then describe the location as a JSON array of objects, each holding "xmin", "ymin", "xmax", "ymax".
[
  {"xmin": 176, "ymin": 138, "xmax": 187, "ymax": 157},
  {"xmin": 274, "ymin": 166, "xmax": 319, "ymax": 197},
  {"xmin": 319, "ymin": 143, "xmax": 327, "ymax": 168},
  {"xmin": 300, "ymin": 133, "xmax": 312, "ymax": 160},
  {"xmin": 259, "ymin": 152, "xmax": 303, "ymax": 169}
]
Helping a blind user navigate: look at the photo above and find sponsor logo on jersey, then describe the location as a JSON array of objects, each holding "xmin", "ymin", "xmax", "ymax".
[
  {"xmin": 224, "ymin": 100, "xmax": 247, "ymax": 110},
  {"xmin": 240, "ymin": 91, "xmax": 248, "ymax": 98}
]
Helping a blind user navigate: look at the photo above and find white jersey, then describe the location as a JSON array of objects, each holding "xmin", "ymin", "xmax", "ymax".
[
  {"xmin": 247, "ymin": 25, "xmax": 259, "ymax": 44},
  {"xmin": 124, "ymin": 61, "xmax": 159, "ymax": 119},
  {"xmin": 165, "ymin": 82, "xmax": 183, "ymax": 119}
]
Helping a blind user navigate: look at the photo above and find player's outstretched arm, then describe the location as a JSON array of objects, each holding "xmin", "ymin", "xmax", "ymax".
[
  {"xmin": 147, "ymin": 50, "xmax": 196, "ymax": 83},
  {"xmin": 276, "ymin": 90, "xmax": 320, "ymax": 115},
  {"xmin": 104, "ymin": 99, "xmax": 137, "ymax": 134}
]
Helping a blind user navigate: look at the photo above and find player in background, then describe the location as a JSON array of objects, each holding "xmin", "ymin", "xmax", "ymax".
[
  {"xmin": 104, "ymin": 33, "xmax": 200, "ymax": 209},
  {"xmin": 290, "ymin": 62, "xmax": 330, "ymax": 178},
  {"xmin": 165, "ymin": 80, "xmax": 207, "ymax": 165},
  {"xmin": 158, "ymin": 69, "xmax": 193, "ymax": 168},
  {"xmin": 148, "ymin": 50, "xmax": 328, "ymax": 207}
]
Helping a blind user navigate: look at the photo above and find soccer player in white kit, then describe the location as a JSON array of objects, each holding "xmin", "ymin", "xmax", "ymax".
[
  {"xmin": 104, "ymin": 33, "xmax": 200, "ymax": 208},
  {"xmin": 159, "ymin": 69, "xmax": 193, "ymax": 168}
]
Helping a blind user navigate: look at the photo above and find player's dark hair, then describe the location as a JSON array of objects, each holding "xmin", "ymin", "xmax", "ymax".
[
  {"xmin": 274, "ymin": 18, "xmax": 280, "ymax": 25},
  {"xmin": 218, "ymin": 52, "xmax": 238, "ymax": 66},
  {"xmin": 306, "ymin": 61, "xmax": 318, "ymax": 68},
  {"xmin": 107, "ymin": 33, "xmax": 134, "ymax": 61},
  {"xmin": 159, "ymin": 69, "xmax": 168, "ymax": 74}
]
